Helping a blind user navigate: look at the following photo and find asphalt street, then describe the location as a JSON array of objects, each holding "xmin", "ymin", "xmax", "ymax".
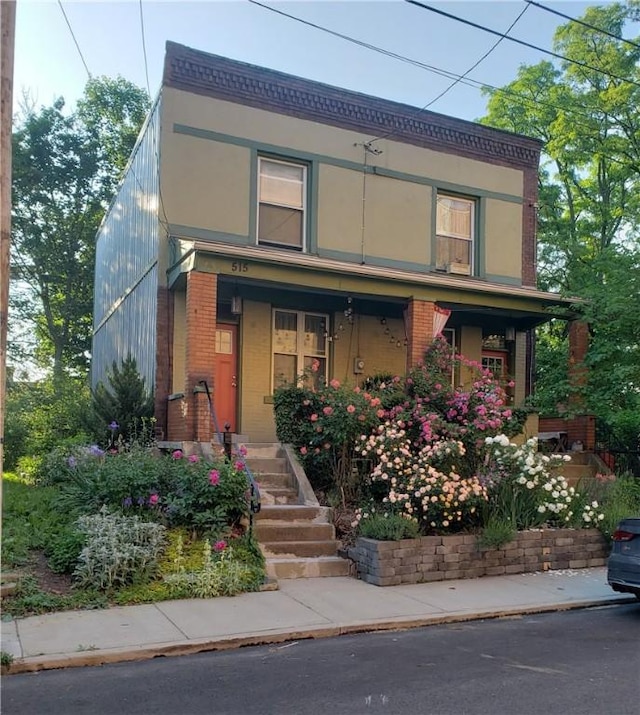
[{"xmin": 3, "ymin": 603, "xmax": 639, "ymax": 715}]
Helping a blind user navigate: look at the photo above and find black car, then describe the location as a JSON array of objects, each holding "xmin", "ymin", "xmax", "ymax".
[{"xmin": 607, "ymin": 517, "xmax": 640, "ymax": 600}]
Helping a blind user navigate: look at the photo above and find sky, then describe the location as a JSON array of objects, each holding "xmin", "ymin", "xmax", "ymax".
[{"xmin": 13, "ymin": 0, "xmax": 612, "ymax": 124}]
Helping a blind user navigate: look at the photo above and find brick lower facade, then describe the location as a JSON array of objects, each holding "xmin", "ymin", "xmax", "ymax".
[
  {"xmin": 348, "ymin": 529, "xmax": 609, "ymax": 587},
  {"xmin": 406, "ymin": 299, "xmax": 435, "ymax": 370}
]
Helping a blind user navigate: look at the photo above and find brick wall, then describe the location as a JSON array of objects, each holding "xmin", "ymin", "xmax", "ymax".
[
  {"xmin": 539, "ymin": 415, "xmax": 596, "ymax": 451},
  {"xmin": 154, "ymin": 285, "xmax": 172, "ymax": 440},
  {"xmin": 348, "ymin": 529, "xmax": 608, "ymax": 587},
  {"xmin": 406, "ymin": 299, "xmax": 434, "ymax": 370}
]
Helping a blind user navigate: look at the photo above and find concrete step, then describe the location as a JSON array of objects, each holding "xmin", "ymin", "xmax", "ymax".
[
  {"xmin": 261, "ymin": 540, "xmax": 341, "ymax": 558},
  {"xmin": 243, "ymin": 443, "xmax": 283, "ymax": 459},
  {"xmin": 254, "ymin": 522, "xmax": 335, "ymax": 542},
  {"xmin": 246, "ymin": 456, "xmax": 289, "ymax": 473},
  {"xmin": 561, "ymin": 463, "xmax": 596, "ymax": 487},
  {"xmin": 254, "ymin": 472, "xmax": 294, "ymax": 489},
  {"xmin": 256, "ymin": 505, "xmax": 327, "ymax": 521},
  {"xmin": 259, "ymin": 488, "xmax": 300, "ymax": 506},
  {"xmin": 266, "ymin": 556, "xmax": 351, "ymax": 579}
]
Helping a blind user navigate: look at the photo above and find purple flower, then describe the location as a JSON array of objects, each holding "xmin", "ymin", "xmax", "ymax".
[
  {"xmin": 67, "ymin": 456, "xmax": 77, "ymax": 468},
  {"xmin": 137, "ymin": 496, "xmax": 146, "ymax": 506},
  {"xmin": 88, "ymin": 445, "xmax": 105, "ymax": 457},
  {"xmin": 108, "ymin": 421, "xmax": 119, "ymax": 431},
  {"xmin": 123, "ymin": 497, "xmax": 133, "ymax": 508}
]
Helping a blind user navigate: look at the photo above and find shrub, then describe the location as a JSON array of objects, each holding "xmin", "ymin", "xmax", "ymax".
[
  {"xmin": 73, "ymin": 510, "xmax": 166, "ymax": 591},
  {"xmin": 478, "ymin": 518, "xmax": 516, "ymax": 550},
  {"xmin": 91, "ymin": 355, "xmax": 154, "ymax": 446},
  {"xmin": 47, "ymin": 526, "xmax": 86, "ymax": 574},
  {"xmin": 356, "ymin": 423, "xmax": 488, "ymax": 534},
  {"xmin": 358, "ymin": 514, "xmax": 420, "ymax": 541}
]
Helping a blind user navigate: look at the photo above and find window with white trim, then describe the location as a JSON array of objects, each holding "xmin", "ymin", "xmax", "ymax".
[
  {"xmin": 258, "ymin": 158, "xmax": 306, "ymax": 250},
  {"xmin": 436, "ymin": 194, "xmax": 475, "ymax": 275},
  {"xmin": 272, "ymin": 309, "xmax": 328, "ymax": 390}
]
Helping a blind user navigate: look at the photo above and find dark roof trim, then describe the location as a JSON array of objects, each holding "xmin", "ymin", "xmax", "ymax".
[{"xmin": 163, "ymin": 41, "xmax": 541, "ymax": 170}]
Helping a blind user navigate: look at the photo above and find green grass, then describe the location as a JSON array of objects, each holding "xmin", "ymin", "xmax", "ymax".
[{"xmin": 1, "ymin": 472, "xmax": 72, "ymax": 568}]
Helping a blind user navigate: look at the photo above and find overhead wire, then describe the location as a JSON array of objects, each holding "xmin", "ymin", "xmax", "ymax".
[
  {"xmin": 247, "ymin": 0, "xmax": 637, "ymax": 171},
  {"xmin": 525, "ymin": 0, "xmax": 640, "ymax": 52},
  {"xmin": 404, "ymin": 0, "xmax": 640, "ymax": 89},
  {"xmin": 138, "ymin": 0, "xmax": 152, "ymax": 95},
  {"xmin": 369, "ymin": 2, "xmax": 530, "ymax": 144},
  {"xmin": 247, "ymin": 0, "xmax": 597, "ymax": 126},
  {"xmin": 57, "ymin": 0, "xmax": 92, "ymax": 80}
]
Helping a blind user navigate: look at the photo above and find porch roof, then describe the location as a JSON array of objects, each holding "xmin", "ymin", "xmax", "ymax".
[{"xmin": 168, "ymin": 239, "xmax": 580, "ymax": 329}]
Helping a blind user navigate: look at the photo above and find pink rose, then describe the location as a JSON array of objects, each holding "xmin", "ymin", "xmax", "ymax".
[
  {"xmin": 310, "ymin": 414, "xmax": 318, "ymax": 422},
  {"xmin": 148, "ymin": 494, "xmax": 159, "ymax": 505},
  {"xmin": 235, "ymin": 460, "xmax": 245, "ymax": 471},
  {"xmin": 323, "ymin": 406, "xmax": 333, "ymax": 415},
  {"xmin": 214, "ymin": 540, "xmax": 226, "ymax": 552},
  {"xmin": 172, "ymin": 450, "xmax": 183, "ymax": 459},
  {"xmin": 346, "ymin": 405, "xmax": 356, "ymax": 414},
  {"xmin": 188, "ymin": 454, "xmax": 199, "ymax": 463},
  {"xmin": 209, "ymin": 470, "xmax": 220, "ymax": 486},
  {"xmin": 300, "ymin": 446, "xmax": 308, "ymax": 455},
  {"xmin": 330, "ymin": 379, "xmax": 340, "ymax": 388}
]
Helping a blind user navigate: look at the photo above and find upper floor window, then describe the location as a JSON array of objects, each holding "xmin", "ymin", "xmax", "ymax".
[
  {"xmin": 258, "ymin": 158, "xmax": 306, "ymax": 250},
  {"xmin": 436, "ymin": 194, "xmax": 475, "ymax": 276}
]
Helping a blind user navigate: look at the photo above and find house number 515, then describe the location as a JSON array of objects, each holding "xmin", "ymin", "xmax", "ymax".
[{"xmin": 231, "ymin": 261, "xmax": 249, "ymax": 272}]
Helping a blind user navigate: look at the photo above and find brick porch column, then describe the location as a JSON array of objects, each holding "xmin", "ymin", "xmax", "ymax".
[
  {"xmin": 405, "ymin": 299, "xmax": 435, "ymax": 371},
  {"xmin": 568, "ymin": 320, "xmax": 589, "ymax": 409},
  {"xmin": 185, "ymin": 271, "xmax": 217, "ymax": 442}
]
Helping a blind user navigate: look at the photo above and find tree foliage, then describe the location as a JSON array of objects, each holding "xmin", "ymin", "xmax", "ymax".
[
  {"xmin": 10, "ymin": 77, "xmax": 150, "ymax": 379},
  {"xmin": 481, "ymin": 2, "xmax": 640, "ymax": 439}
]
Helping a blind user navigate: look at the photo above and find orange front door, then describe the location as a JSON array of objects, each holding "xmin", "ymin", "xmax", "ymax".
[{"xmin": 214, "ymin": 324, "xmax": 238, "ymax": 433}]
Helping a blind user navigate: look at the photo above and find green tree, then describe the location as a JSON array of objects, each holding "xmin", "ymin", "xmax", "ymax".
[
  {"xmin": 481, "ymin": 2, "xmax": 640, "ymax": 439},
  {"xmin": 10, "ymin": 77, "xmax": 149, "ymax": 380}
]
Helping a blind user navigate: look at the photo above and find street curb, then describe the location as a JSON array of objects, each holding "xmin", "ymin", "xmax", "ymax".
[{"xmin": 4, "ymin": 595, "xmax": 633, "ymax": 675}]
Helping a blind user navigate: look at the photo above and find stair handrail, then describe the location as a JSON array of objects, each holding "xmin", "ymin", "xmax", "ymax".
[{"xmin": 198, "ymin": 380, "xmax": 261, "ymax": 523}]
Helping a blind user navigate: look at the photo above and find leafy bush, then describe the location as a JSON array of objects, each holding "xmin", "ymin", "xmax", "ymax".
[
  {"xmin": 48, "ymin": 526, "xmax": 87, "ymax": 574},
  {"xmin": 358, "ymin": 514, "xmax": 420, "ymax": 541},
  {"xmin": 1, "ymin": 473, "xmax": 75, "ymax": 568},
  {"xmin": 4, "ymin": 375, "xmax": 92, "ymax": 471},
  {"xmin": 91, "ymin": 355, "xmax": 154, "ymax": 446},
  {"xmin": 53, "ymin": 446, "xmax": 251, "ymax": 538},
  {"xmin": 73, "ymin": 510, "xmax": 166, "ymax": 591},
  {"xmin": 478, "ymin": 518, "xmax": 516, "ymax": 550}
]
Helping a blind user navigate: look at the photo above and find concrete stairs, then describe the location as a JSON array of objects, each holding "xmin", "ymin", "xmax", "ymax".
[
  {"xmin": 555, "ymin": 451, "xmax": 610, "ymax": 488},
  {"xmin": 245, "ymin": 443, "xmax": 350, "ymax": 580}
]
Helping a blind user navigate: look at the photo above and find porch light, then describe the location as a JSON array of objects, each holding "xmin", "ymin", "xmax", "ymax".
[
  {"xmin": 231, "ymin": 296, "xmax": 243, "ymax": 315},
  {"xmin": 505, "ymin": 326, "xmax": 516, "ymax": 342}
]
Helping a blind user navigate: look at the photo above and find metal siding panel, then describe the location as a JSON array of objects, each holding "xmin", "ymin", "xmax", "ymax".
[{"xmin": 92, "ymin": 101, "xmax": 161, "ymax": 391}]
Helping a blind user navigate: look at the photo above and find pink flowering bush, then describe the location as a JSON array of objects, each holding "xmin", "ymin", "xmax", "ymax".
[
  {"xmin": 56, "ymin": 445, "xmax": 250, "ymax": 538},
  {"xmin": 274, "ymin": 377, "xmax": 382, "ymax": 501}
]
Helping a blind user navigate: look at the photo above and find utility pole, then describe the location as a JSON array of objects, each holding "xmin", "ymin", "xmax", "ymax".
[{"xmin": 1, "ymin": 0, "xmax": 16, "ymax": 513}]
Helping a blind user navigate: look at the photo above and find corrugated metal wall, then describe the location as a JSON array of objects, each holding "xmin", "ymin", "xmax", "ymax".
[{"xmin": 91, "ymin": 98, "xmax": 161, "ymax": 392}]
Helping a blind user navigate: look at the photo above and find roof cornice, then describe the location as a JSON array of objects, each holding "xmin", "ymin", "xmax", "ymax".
[{"xmin": 163, "ymin": 41, "xmax": 541, "ymax": 170}]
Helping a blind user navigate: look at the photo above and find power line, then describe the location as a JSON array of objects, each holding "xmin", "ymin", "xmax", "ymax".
[
  {"xmin": 247, "ymin": 1, "xmax": 601, "ymax": 128},
  {"xmin": 138, "ymin": 0, "xmax": 151, "ymax": 95},
  {"xmin": 525, "ymin": 0, "xmax": 640, "ymax": 52},
  {"xmin": 404, "ymin": 0, "xmax": 640, "ymax": 90},
  {"xmin": 246, "ymin": 1, "xmax": 637, "ymax": 171},
  {"xmin": 369, "ymin": 2, "xmax": 530, "ymax": 144},
  {"xmin": 57, "ymin": 0, "xmax": 91, "ymax": 80}
]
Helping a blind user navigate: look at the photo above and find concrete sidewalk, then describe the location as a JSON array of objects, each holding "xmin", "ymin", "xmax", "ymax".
[{"xmin": 1, "ymin": 567, "xmax": 633, "ymax": 674}]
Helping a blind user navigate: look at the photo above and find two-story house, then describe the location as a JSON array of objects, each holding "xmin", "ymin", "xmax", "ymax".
[{"xmin": 92, "ymin": 41, "xmax": 574, "ymax": 444}]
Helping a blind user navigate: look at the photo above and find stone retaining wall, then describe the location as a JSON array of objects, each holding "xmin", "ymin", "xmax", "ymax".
[{"xmin": 348, "ymin": 529, "xmax": 609, "ymax": 587}]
